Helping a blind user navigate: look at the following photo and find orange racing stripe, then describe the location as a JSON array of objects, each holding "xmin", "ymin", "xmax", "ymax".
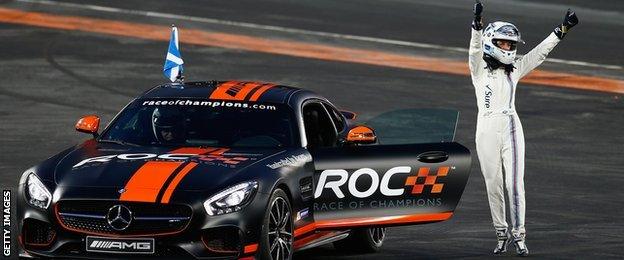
[
  {"xmin": 160, "ymin": 162, "xmax": 198, "ymax": 203},
  {"xmin": 169, "ymin": 147, "xmax": 217, "ymax": 154},
  {"xmin": 249, "ymin": 83, "xmax": 277, "ymax": 101},
  {"xmin": 120, "ymin": 161, "xmax": 184, "ymax": 203},
  {"xmin": 211, "ymin": 148, "xmax": 229, "ymax": 155},
  {"xmin": 209, "ymin": 81, "xmax": 263, "ymax": 100},
  {"xmin": 314, "ymin": 212, "xmax": 453, "ymax": 228},
  {"xmin": 209, "ymin": 81, "xmax": 240, "ymax": 100},
  {"xmin": 294, "ymin": 212, "xmax": 453, "ymax": 238},
  {"xmin": 294, "ymin": 223, "xmax": 317, "ymax": 238},
  {"xmin": 0, "ymin": 8, "xmax": 621, "ymax": 94}
]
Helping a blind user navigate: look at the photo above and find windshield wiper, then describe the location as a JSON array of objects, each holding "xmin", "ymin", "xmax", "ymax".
[{"xmin": 98, "ymin": 139, "xmax": 140, "ymax": 147}]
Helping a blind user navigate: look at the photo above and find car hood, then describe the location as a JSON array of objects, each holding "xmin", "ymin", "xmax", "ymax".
[{"xmin": 54, "ymin": 140, "xmax": 287, "ymax": 192}]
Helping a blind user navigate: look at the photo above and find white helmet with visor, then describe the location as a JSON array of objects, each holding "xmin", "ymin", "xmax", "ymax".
[{"xmin": 482, "ymin": 21, "xmax": 524, "ymax": 65}]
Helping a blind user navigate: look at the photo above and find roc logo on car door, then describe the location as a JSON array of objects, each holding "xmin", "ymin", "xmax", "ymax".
[
  {"xmin": 315, "ymin": 166, "xmax": 452, "ymax": 199},
  {"xmin": 404, "ymin": 166, "xmax": 450, "ymax": 194}
]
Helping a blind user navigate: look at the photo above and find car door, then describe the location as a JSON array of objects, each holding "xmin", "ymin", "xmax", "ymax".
[{"xmin": 308, "ymin": 108, "xmax": 471, "ymax": 228}]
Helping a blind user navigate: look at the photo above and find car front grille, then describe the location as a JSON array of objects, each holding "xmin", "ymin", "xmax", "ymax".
[{"xmin": 55, "ymin": 200, "xmax": 192, "ymax": 236}]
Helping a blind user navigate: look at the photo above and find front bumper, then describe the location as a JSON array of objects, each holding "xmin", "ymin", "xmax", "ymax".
[{"xmin": 17, "ymin": 185, "xmax": 269, "ymax": 259}]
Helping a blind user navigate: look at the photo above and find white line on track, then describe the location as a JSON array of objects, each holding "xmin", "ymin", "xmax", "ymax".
[{"xmin": 16, "ymin": 0, "xmax": 623, "ymax": 70}]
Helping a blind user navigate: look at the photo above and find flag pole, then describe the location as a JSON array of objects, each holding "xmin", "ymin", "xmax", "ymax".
[
  {"xmin": 172, "ymin": 24, "xmax": 184, "ymax": 83},
  {"xmin": 164, "ymin": 24, "xmax": 185, "ymax": 83}
]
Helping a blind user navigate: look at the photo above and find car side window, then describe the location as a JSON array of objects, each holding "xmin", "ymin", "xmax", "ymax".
[
  {"xmin": 322, "ymin": 103, "xmax": 345, "ymax": 133},
  {"xmin": 302, "ymin": 102, "xmax": 338, "ymax": 149}
]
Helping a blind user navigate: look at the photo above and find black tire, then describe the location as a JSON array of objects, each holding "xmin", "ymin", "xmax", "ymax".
[
  {"xmin": 259, "ymin": 189, "xmax": 293, "ymax": 260},
  {"xmin": 333, "ymin": 227, "xmax": 386, "ymax": 253}
]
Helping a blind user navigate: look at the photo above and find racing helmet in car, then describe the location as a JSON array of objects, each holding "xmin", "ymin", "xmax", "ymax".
[
  {"xmin": 152, "ymin": 107, "xmax": 186, "ymax": 143},
  {"xmin": 482, "ymin": 21, "xmax": 524, "ymax": 65}
]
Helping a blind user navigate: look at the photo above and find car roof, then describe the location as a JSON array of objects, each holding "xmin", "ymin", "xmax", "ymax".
[{"xmin": 140, "ymin": 80, "xmax": 304, "ymax": 104}]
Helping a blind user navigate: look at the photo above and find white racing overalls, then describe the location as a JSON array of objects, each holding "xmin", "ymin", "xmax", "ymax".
[{"xmin": 469, "ymin": 28, "xmax": 560, "ymax": 236}]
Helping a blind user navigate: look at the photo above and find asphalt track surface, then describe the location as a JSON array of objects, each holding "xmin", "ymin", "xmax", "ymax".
[{"xmin": 1, "ymin": 0, "xmax": 623, "ymax": 259}]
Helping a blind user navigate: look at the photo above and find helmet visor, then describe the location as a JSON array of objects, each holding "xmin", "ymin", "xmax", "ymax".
[
  {"xmin": 494, "ymin": 25, "xmax": 524, "ymax": 44},
  {"xmin": 492, "ymin": 39, "xmax": 518, "ymax": 51}
]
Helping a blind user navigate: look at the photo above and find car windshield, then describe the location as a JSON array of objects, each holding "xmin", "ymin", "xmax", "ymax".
[{"xmin": 99, "ymin": 98, "xmax": 297, "ymax": 148}]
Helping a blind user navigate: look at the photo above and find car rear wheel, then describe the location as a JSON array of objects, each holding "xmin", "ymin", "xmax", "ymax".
[
  {"xmin": 260, "ymin": 188, "xmax": 293, "ymax": 260},
  {"xmin": 333, "ymin": 227, "xmax": 386, "ymax": 253}
]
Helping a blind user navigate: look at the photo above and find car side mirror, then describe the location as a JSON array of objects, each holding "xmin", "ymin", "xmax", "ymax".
[
  {"xmin": 340, "ymin": 110, "xmax": 357, "ymax": 120},
  {"xmin": 346, "ymin": 125, "xmax": 376, "ymax": 144},
  {"xmin": 75, "ymin": 115, "xmax": 100, "ymax": 137}
]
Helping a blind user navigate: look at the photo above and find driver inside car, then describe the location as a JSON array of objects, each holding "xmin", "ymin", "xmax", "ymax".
[{"xmin": 152, "ymin": 107, "xmax": 187, "ymax": 144}]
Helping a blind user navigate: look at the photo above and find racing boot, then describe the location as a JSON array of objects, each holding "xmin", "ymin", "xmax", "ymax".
[
  {"xmin": 511, "ymin": 233, "xmax": 529, "ymax": 257},
  {"xmin": 493, "ymin": 229, "xmax": 510, "ymax": 254}
]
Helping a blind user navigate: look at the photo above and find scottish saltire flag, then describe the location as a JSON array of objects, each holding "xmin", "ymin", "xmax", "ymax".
[{"xmin": 163, "ymin": 25, "xmax": 184, "ymax": 82}]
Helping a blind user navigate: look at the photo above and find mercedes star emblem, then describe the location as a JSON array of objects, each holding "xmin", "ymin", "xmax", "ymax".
[{"xmin": 106, "ymin": 205, "xmax": 133, "ymax": 231}]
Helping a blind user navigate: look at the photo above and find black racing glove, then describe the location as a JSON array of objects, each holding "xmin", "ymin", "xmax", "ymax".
[
  {"xmin": 472, "ymin": 0, "xmax": 484, "ymax": 30},
  {"xmin": 554, "ymin": 9, "xmax": 578, "ymax": 39}
]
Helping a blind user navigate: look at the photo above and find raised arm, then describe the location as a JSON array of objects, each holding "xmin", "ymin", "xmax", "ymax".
[
  {"xmin": 517, "ymin": 9, "xmax": 578, "ymax": 78},
  {"xmin": 469, "ymin": 0, "xmax": 485, "ymax": 79}
]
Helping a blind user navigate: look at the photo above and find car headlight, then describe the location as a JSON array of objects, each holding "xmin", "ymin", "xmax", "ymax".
[
  {"xmin": 204, "ymin": 181, "xmax": 258, "ymax": 216},
  {"xmin": 26, "ymin": 173, "xmax": 52, "ymax": 209}
]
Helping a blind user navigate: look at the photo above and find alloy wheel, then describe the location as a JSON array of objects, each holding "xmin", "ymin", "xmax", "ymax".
[
  {"xmin": 369, "ymin": 227, "xmax": 386, "ymax": 245},
  {"xmin": 268, "ymin": 197, "xmax": 293, "ymax": 260}
]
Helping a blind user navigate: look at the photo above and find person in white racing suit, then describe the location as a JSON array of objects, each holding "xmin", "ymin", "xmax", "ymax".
[{"xmin": 468, "ymin": 0, "xmax": 578, "ymax": 256}]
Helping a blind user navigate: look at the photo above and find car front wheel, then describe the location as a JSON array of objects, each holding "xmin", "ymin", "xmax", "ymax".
[{"xmin": 260, "ymin": 188, "xmax": 293, "ymax": 260}]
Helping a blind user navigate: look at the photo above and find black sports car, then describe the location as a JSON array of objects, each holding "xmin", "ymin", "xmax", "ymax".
[{"xmin": 17, "ymin": 80, "xmax": 471, "ymax": 259}]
